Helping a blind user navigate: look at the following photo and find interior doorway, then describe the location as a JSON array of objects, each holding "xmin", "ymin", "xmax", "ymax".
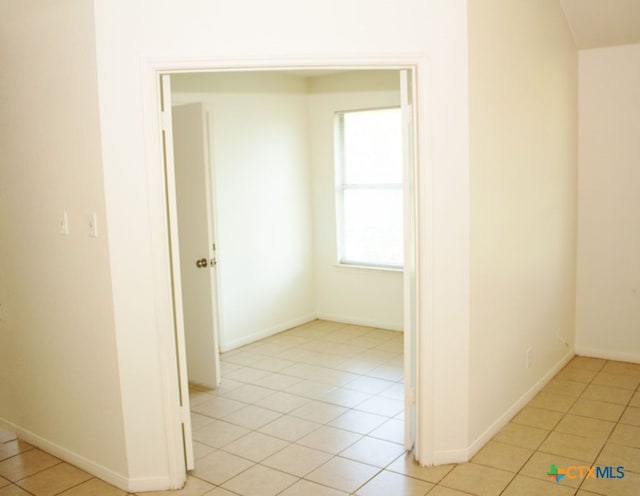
[{"xmin": 158, "ymin": 65, "xmax": 420, "ymax": 483}]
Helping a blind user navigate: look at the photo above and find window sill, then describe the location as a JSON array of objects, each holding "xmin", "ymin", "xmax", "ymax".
[{"xmin": 334, "ymin": 263, "xmax": 403, "ymax": 273}]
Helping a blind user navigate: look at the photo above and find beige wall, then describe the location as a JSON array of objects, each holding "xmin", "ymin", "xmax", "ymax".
[
  {"xmin": 575, "ymin": 44, "xmax": 640, "ymax": 362},
  {"xmin": 0, "ymin": 0, "xmax": 127, "ymax": 483},
  {"xmin": 171, "ymin": 72, "xmax": 316, "ymax": 351},
  {"xmin": 173, "ymin": 70, "xmax": 405, "ymax": 343},
  {"xmin": 467, "ymin": 0, "xmax": 578, "ymax": 447},
  {"xmin": 309, "ymin": 71, "xmax": 404, "ymax": 330}
]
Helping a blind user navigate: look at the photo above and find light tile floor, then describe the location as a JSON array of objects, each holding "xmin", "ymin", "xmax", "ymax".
[{"xmin": 1, "ymin": 321, "xmax": 639, "ymax": 495}]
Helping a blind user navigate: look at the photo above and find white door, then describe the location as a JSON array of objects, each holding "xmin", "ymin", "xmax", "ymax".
[
  {"xmin": 172, "ymin": 102, "xmax": 222, "ymax": 390},
  {"xmin": 401, "ymin": 69, "xmax": 418, "ymax": 450},
  {"xmin": 160, "ymin": 75, "xmax": 195, "ymax": 471}
]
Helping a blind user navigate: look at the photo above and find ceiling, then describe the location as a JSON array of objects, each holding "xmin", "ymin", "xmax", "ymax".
[{"xmin": 560, "ymin": 0, "xmax": 640, "ymax": 49}]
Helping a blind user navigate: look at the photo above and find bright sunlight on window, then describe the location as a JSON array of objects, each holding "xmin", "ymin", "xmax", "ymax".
[{"xmin": 335, "ymin": 107, "xmax": 403, "ymax": 269}]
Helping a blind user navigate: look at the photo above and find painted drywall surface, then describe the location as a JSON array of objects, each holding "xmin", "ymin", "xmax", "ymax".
[
  {"xmin": 467, "ymin": 0, "xmax": 578, "ymax": 444},
  {"xmin": 172, "ymin": 70, "xmax": 403, "ymax": 348},
  {"xmin": 575, "ymin": 44, "xmax": 640, "ymax": 362},
  {"xmin": 172, "ymin": 72, "xmax": 315, "ymax": 351},
  {"xmin": 93, "ymin": 0, "xmax": 470, "ymax": 482},
  {"xmin": 0, "ymin": 0, "xmax": 127, "ymax": 478},
  {"xmin": 309, "ymin": 71, "xmax": 404, "ymax": 330}
]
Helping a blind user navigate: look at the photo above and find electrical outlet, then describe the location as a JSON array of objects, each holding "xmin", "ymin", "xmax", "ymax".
[{"xmin": 526, "ymin": 347, "xmax": 533, "ymax": 368}]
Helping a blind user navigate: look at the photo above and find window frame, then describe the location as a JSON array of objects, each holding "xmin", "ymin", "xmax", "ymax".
[{"xmin": 334, "ymin": 106, "xmax": 404, "ymax": 271}]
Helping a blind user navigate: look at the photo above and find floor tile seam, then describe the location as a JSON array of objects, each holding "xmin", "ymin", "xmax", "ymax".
[
  {"xmin": 509, "ymin": 398, "xmax": 575, "ymax": 456},
  {"xmin": 294, "ymin": 430, "xmax": 365, "ymax": 456},
  {"xmin": 601, "ymin": 364, "xmax": 640, "ymax": 378},
  {"xmin": 593, "ymin": 367, "xmax": 640, "ymax": 383},
  {"xmin": 501, "ymin": 391, "xmax": 572, "ymax": 452},
  {"xmin": 473, "ymin": 436, "xmax": 541, "ymax": 474},
  {"xmin": 569, "ymin": 363, "xmax": 606, "ymax": 374},
  {"xmin": 436, "ymin": 464, "xmax": 515, "ymax": 496},
  {"xmin": 0, "ymin": 458, "xmax": 64, "ymax": 485},
  {"xmin": 427, "ymin": 484, "xmax": 476, "ymax": 496},
  {"xmin": 4, "ymin": 481, "xmax": 38, "ymax": 496},
  {"xmin": 564, "ymin": 408, "xmax": 624, "ymax": 425},
  {"xmin": 380, "ymin": 451, "xmax": 456, "ymax": 485},
  {"xmin": 605, "ymin": 438, "xmax": 640, "ymax": 453},
  {"xmin": 224, "ymin": 365, "xmax": 356, "ymax": 388},
  {"xmin": 617, "ymin": 464, "xmax": 640, "ymax": 475},
  {"xmin": 553, "ymin": 372, "xmax": 621, "ymax": 438},
  {"xmin": 535, "ymin": 443, "xmax": 599, "ymax": 466},
  {"xmin": 512, "ymin": 405, "xmax": 571, "ymax": 431},
  {"xmin": 488, "ymin": 464, "xmax": 522, "ymax": 496},
  {"xmin": 219, "ymin": 461, "xmax": 301, "ymax": 495},
  {"xmin": 551, "ymin": 405, "xmax": 626, "ymax": 474},
  {"xmin": 289, "ymin": 358, "xmax": 389, "ymax": 377},
  {"xmin": 188, "ymin": 467, "xmax": 249, "ymax": 490},
  {"xmin": 0, "ymin": 445, "xmax": 37, "ymax": 463},
  {"xmin": 195, "ymin": 405, "xmax": 287, "ymax": 427},
  {"xmin": 222, "ymin": 424, "xmax": 345, "ymax": 463},
  {"xmin": 193, "ymin": 455, "xmax": 260, "ymax": 488},
  {"xmin": 41, "ymin": 473, "xmax": 96, "ymax": 496},
  {"xmin": 577, "ymin": 393, "xmax": 635, "ymax": 408},
  {"xmin": 272, "ymin": 469, "xmax": 357, "ymax": 495},
  {"xmin": 298, "ymin": 459, "xmax": 385, "ymax": 496},
  {"xmin": 331, "ymin": 447, "xmax": 409, "ymax": 471},
  {"xmin": 285, "ymin": 342, "xmax": 403, "ymax": 364},
  {"xmin": 500, "ymin": 472, "xmax": 579, "ymax": 495}
]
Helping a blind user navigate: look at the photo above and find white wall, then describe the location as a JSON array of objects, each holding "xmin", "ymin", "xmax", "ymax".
[
  {"xmin": 93, "ymin": 0, "xmax": 470, "ymax": 482},
  {"xmin": 575, "ymin": 44, "xmax": 640, "ymax": 362},
  {"xmin": 0, "ymin": 0, "xmax": 128, "ymax": 484},
  {"xmin": 467, "ymin": 0, "xmax": 578, "ymax": 449},
  {"xmin": 171, "ymin": 72, "xmax": 315, "ymax": 351},
  {"xmin": 0, "ymin": 0, "xmax": 476, "ymax": 488},
  {"xmin": 173, "ymin": 70, "xmax": 404, "ymax": 344},
  {"xmin": 309, "ymin": 71, "xmax": 404, "ymax": 330}
]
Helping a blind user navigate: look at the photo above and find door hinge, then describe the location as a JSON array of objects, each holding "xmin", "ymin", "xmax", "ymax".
[
  {"xmin": 180, "ymin": 405, "xmax": 190, "ymax": 424},
  {"xmin": 161, "ymin": 110, "xmax": 171, "ymax": 132},
  {"xmin": 406, "ymin": 387, "xmax": 416, "ymax": 405}
]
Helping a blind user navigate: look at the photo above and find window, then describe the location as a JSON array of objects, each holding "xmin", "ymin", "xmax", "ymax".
[{"xmin": 335, "ymin": 107, "xmax": 403, "ymax": 269}]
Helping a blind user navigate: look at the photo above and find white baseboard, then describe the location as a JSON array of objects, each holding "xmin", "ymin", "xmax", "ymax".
[
  {"xmin": 220, "ymin": 313, "xmax": 317, "ymax": 352},
  {"xmin": 0, "ymin": 418, "xmax": 152, "ymax": 492},
  {"xmin": 220, "ymin": 312, "xmax": 403, "ymax": 352},
  {"xmin": 433, "ymin": 349, "xmax": 574, "ymax": 465},
  {"xmin": 575, "ymin": 346, "xmax": 640, "ymax": 364},
  {"xmin": 315, "ymin": 313, "xmax": 403, "ymax": 332}
]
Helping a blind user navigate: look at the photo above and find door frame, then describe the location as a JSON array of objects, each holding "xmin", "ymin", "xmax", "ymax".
[{"xmin": 142, "ymin": 55, "xmax": 434, "ymax": 488}]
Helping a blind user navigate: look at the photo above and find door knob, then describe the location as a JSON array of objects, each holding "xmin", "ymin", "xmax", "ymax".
[{"xmin": 195, "ymin": 258, "xmax": 208, "ymax": 268}]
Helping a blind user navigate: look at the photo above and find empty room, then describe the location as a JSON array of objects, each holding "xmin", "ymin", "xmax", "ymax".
[{"xmin": 1, "ymin": 1, "xmax": 639, "ymax": 495}]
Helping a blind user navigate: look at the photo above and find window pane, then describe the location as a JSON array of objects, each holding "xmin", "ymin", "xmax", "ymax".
[
  {"xmin": 343, "ymin": 108, "xmax": 402, "ymax": 185},
  {"xmin": 341, "ymin": 189, "xmax": 403, "ymax": 267}
]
